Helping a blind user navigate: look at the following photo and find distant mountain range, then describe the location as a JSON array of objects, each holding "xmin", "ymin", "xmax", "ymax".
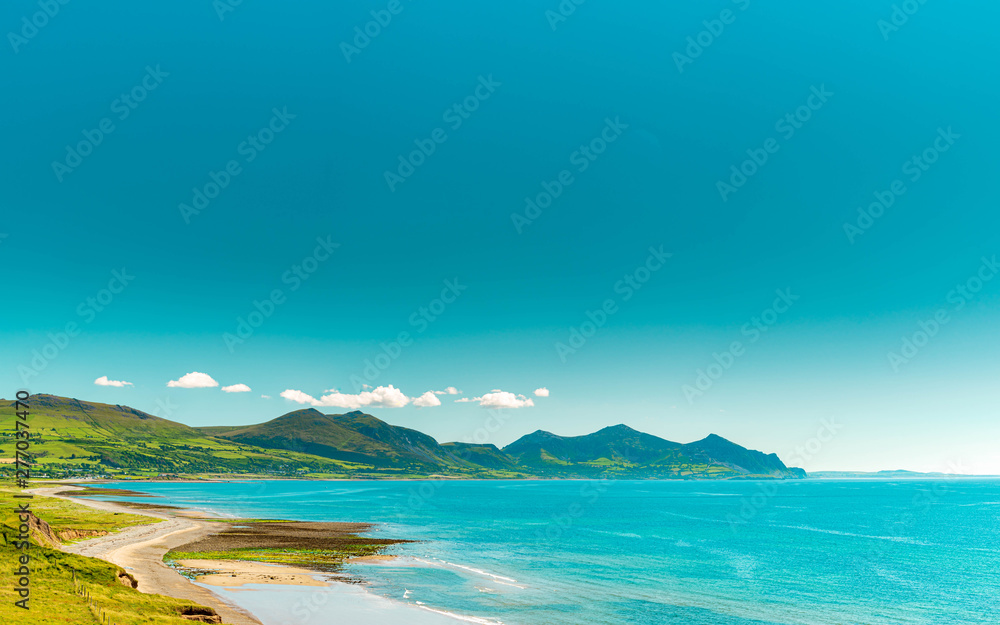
[
  {"xmin": 808, "ymin": 470, "xmax": 993, "ymax": 479},
  {"xmin": 1, "ymin": 395, "xmax": 804, "ymax": 480}
]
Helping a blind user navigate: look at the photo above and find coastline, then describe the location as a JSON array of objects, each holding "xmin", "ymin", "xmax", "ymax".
[
  {"xmin": 31, "ymin": 486, "xmax": 265, "ymax": 625},
  {"xmin": 32, "ymin": 484, "xmax": 461, "ymax": 625}
]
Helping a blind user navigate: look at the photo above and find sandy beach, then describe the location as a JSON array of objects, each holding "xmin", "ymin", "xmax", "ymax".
[
  {"xmin": 31, "ymin": 486, "xmax": 267, "ymax": 625},
  {"xmin": 28, "ymin": 485, "xmax": 415, "ymax": 625},
  {"xmin": 174, "ymin": 559, "xmax": 331, "ymax": 587}
]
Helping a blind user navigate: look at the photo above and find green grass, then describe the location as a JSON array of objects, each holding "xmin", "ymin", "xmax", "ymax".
[
  {"xmin": 0, "ymin": 395, "xmax": 383, "ymax": 477},
  {"xmin": 538, "ymin": 450, "xmax": 573, "ymax": 465},
  {"xmin": 4, "ymin": 488, "xmax": 157, "ymax": 542},
  {"xmin": 0, "ymin": 487, "xmax": 230, "ymax": 624},
  {"xmin": 582, "ymin": 457, "xmax": 618, "ymax": 466},
  {"xmin": 165, "ymin": 543, "xmax": 385, "ymax": 571},
  {"xmin": 0, "ymin": 532, "xmax": 225, "ymax": 624},
  {"xmin": 2, "ymin": 485, "xmax": 156, "ymax": 531}
]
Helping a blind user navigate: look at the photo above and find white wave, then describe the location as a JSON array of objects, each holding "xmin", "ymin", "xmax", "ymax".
[
  {"xmin": 582, "ymin": 529, "xmax": 643, "ymax": 539},
  {"xmin": 414, "ymin": 557, "xmax": 524, "ymax": 588},
  {"xmin": 783, "ymin": 525, "xmax": 934, "ymax": 546},
  {"xmin": 660, "ymin": 511, "xmax": 728, "ymax": 524},
  {"xmin": 416, "ymin": 603, "xmax": 505, "ymax": 624}
]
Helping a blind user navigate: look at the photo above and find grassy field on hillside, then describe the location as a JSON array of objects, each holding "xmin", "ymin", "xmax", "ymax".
[
  {"xmin": 0, "ymin": 534, "xmax": 227, "ymax": 625},
  {"xmin": 3, "ymin": 486, "xmax": 157, "ymax": 541},
  {"xmin": 0, "ymin": 396, "xmax": 379, "ymax": 477},
  {"xmin": 0, "ymin": 486, "xmax": 228, "ymax": 624}
]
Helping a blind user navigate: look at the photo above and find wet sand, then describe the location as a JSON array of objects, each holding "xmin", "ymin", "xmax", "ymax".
[{"xmin": 175, "ymin": 559, "xmax": 332, "ymax": 587}]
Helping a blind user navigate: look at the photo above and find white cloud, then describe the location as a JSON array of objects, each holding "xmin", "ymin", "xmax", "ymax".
[
  {"xmin": 280, "ymin": 389, "xmax": 317, "ymax": 404},
  {"xmin": 281, "ymin": 385, "xmax": 412, "ymax": 410},
  {"xmin": 534, "ymin": 387, "xmax": 550, "ymax": 397},
  {"xmin": 413, "ymin": 391, "xmax": 442, "ymax": 407},
  {"xmin": 94, "ymin": 376, "xmax": 132, "ymax": 387},
  {"xmin": 458, "ymin": 390, "xmax": 535, "ymax": 409},
  {"xmin": 434, "ymin": 387, "xmax": 461, "ymax": 395},
  {"xmin": 454, "ymin": 397, "xmax": 473, "ymax": 403},
  {"xmin": 479, "ymin": 392, "xmax": 534, "ymax": 409},
  {"xmin": 222, "ymin": 384, "xmax": 252, "ymax": 393},
  {"xmin": 261, "ymin": 395, "xmax": 272, "ymax": 399},
  {"xmin": 167, "ymin": 372, "xmax": 219, "ymax": 388}
]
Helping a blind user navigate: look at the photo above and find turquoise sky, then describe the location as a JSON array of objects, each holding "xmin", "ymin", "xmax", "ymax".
[{"xmin": 3, "ymin": 1, "xmax": 999, "ymax": 473}]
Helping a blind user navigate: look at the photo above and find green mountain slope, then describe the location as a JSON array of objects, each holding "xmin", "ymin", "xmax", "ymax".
[
  {"xmin": 504, "ymin": 424, "xmax": 682, "ymax": 467},
  {"xmin": 1, "ymin": 395, "xmax": 804, "ymax": 479},
  {"xmin": 205, "ymin": 409, "xmax": 457, "ymax": 469},
  {"xmin": 502, "ymin": 426, "xmax": 802, "ymax": 478},
  {"xmin": 681, "ymin": 434, "xmax": 801, "ymax": 477},
  {"xmin": 330, "ymin": 411, "xmax": 449, "ymax": 465},
  {"xmin": 440, "ymin": 442, "xmax": 520, "ymax": 470},
  {"xmin": 0, "ymin": 396, "xmax": 372, "ymax": 476},
  {"xmin": 10, "ymin": 394, "xmax": 200, "ymax": 441}
]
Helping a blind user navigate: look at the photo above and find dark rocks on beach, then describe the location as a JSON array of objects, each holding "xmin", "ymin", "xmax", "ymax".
[{"xmin": 178, "ymin": 605, "xmax": 222, "ymax": 623}]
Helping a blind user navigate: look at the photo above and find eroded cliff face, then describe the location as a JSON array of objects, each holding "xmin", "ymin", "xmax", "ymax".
[
  {"xmin": 26, "ymin": 512, "xmax": 62, "ymax": 548},
  {"xmin": 19, "ymin": 511, "xmax": 108, "ymax": 546},
  {"xmin": 56, "ymin": 528, "xmax": 110, "ymax": 542}
]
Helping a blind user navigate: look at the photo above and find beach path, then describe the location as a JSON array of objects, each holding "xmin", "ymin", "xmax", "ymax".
[{"xmin": 30, "ymin": 486, "xmax": 263, "ymax": 625}]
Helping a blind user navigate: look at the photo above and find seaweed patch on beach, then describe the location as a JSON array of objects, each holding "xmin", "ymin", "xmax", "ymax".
[
  {"xmin": 58, "ymin": 486, "xmax": 161, "ymax": 498},
  {"xmin": 166, "ymin": 520, "xmax": 411, "ymax": 573}
]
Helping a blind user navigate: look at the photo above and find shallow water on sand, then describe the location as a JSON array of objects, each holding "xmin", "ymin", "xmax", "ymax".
[
  {"xmin": 198, "ymin": 581, "xmax": 463, "ymax": 625},
  {"xmin": 93, "ymin": 479, "xmax": 1000, "ymax": 625}
]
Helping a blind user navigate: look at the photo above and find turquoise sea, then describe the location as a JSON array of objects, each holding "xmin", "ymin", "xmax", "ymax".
[{"xmin": 88, "ymin": 479, "xmax": 999, "ymax": 624}]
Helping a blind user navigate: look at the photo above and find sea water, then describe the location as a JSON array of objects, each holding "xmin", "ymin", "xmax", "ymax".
[{"xmin": 90, "ymin": 479, "xmax": 1000, "ymax": 624}]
